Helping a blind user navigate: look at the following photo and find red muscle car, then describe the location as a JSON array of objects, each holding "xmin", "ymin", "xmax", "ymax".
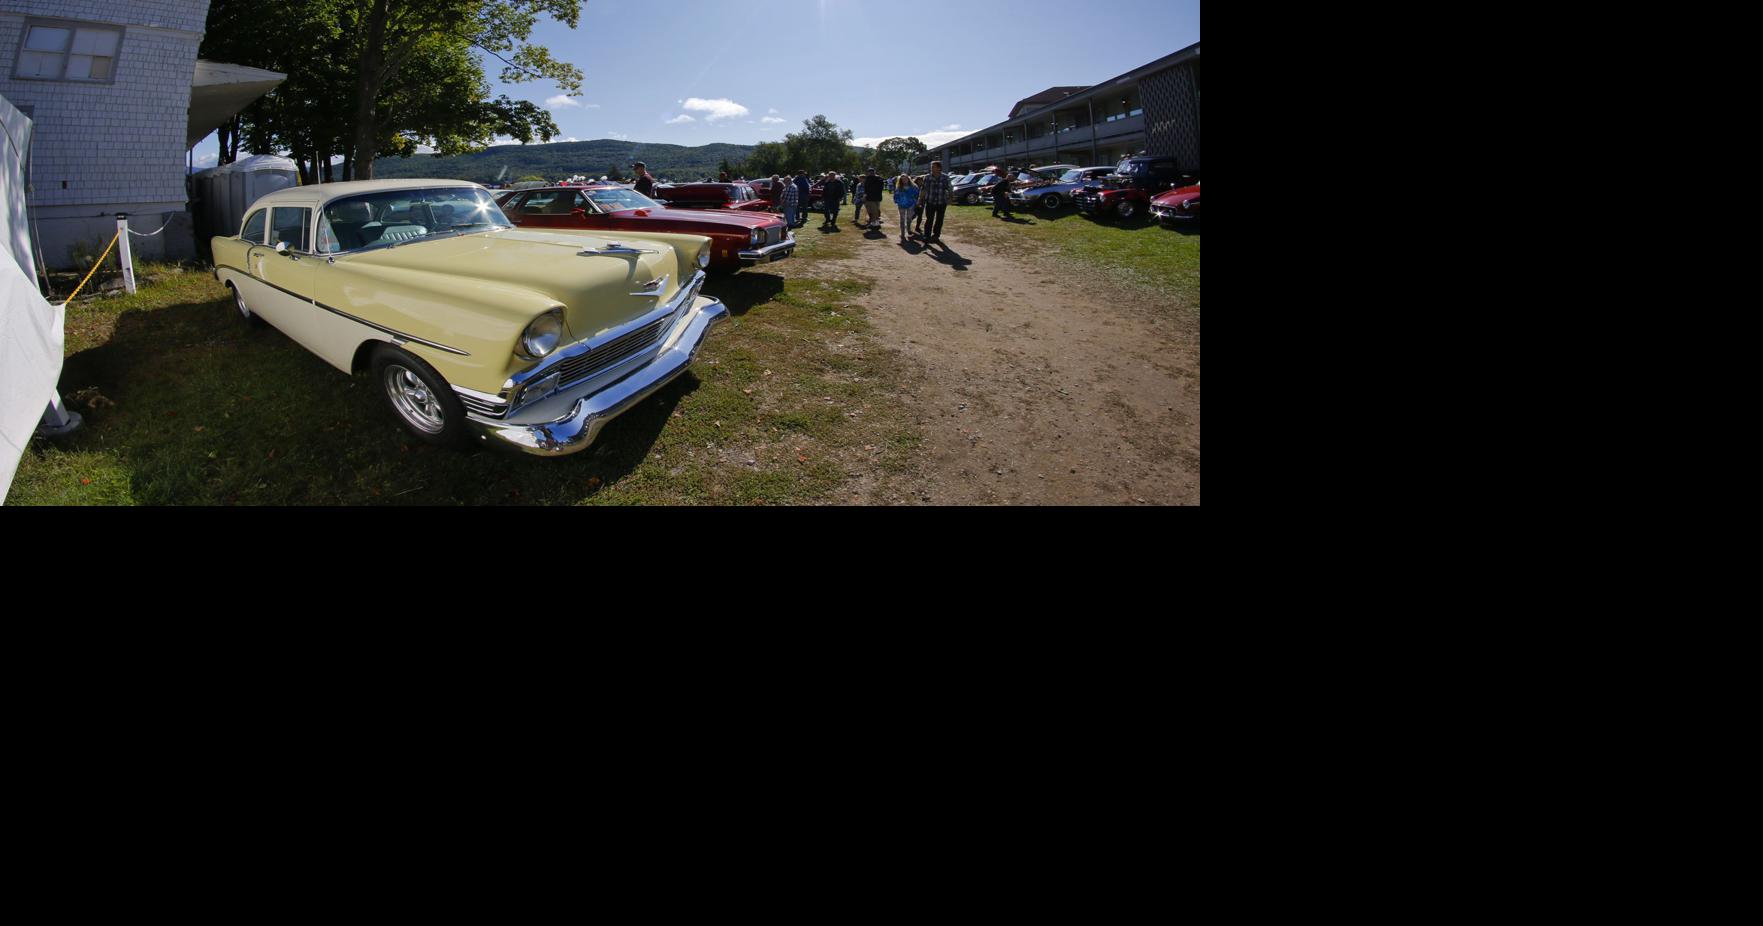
[
  {"xmin": 503, "ymin": 184, "xmax": 794, "ymax": 271},
  {"xmin": 652, "ymin": 183, "xmax": 773, "ymax": 212},
  {"xmin": 1073, "ymin": 157, "xmax": 1196, "ymax": 222}
]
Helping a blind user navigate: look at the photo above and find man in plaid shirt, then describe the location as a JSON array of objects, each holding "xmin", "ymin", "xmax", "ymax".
[
  {"xmin": 777, "ymin": 174, "xmax": 801, "ymax": 229},
  {"xmin": 917, "ymin": 161, "xmax": 953, "ymax": 243}
]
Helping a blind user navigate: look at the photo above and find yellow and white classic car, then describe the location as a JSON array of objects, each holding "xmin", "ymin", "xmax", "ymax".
[{"xmin": 211, "ymin": 180, "xmax": 727, "ymax": 455}]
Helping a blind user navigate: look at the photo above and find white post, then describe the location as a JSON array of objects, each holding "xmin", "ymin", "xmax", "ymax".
[
  {"xmin": 115, "ymin": 213, "xmax": 136, "ymax": 294},
  {"xmin": 38, "ymin": 390, "xmax": 83, "ymax": 437}
]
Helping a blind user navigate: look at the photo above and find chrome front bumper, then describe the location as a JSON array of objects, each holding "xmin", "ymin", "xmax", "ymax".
[
  {"xmin": 739, "ymin": 236, "xmax": 796, "ymax": 264},
  {"xmin": 467, "ymin": 295, "xmax": 730, "ymax": 456}
]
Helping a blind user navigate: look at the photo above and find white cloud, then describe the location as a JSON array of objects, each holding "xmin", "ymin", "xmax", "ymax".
[
  {"xmin": 768, "ymin": 108, "xmax": 780, "ymax": 114},
  {"xmin": 851, "ymin": 128, "xmax": 972, "ymax": 149},
  {"xmin": 609, "ymin": 132, "xmax": 630, "ymax": 140},
  {"xmin": 761, "ymin": 116, "xmax": 786, "ymax": 124},
  {"xmin": 545, "ymin": 95, "xmax": 580, "ymax": 109},
  {"xmin": 490, "ymin": 136, "xmax": 522, "ymax": 146},
  {"xmin": 681, "ymin": 97, "xmax": 750, "ymax": 121},
  {"xmin": 666, "ymin": 114, "xmax": 696, "ymax": 124},
  {"xmin": 193, "ymin": 152, "xmax": 218, "ymax": 168},
  {"xmin": 941, "ymin": 123, "xmax": 962, "ymax": 132},
  {"xmin": 543, "ymin": 137, "xmax": 580, "ymax": 144}
]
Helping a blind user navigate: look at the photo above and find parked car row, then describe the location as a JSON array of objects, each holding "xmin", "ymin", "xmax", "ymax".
[{"xmin": 947, "ymin": 156, "xmax": 1199, "ymax": 227}]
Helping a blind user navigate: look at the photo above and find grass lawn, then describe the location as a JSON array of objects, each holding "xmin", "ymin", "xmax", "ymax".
[
  {"xmin": 937, "ymin": 202, "xmax": 1200, "ymax": 311},
  {"xmin": 7, "ymin": 232, "xmax": 919, "ymax": 506}
]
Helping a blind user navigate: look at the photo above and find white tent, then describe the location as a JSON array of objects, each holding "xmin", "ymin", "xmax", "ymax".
[{"xmin": 1, "ymin": 91, "xmax": 75, "ymax": 503}]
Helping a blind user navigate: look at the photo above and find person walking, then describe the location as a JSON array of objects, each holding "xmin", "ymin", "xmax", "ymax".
[
  {"xmin": 862, "ymin": 168, "xmax": 884, "ymax": 230},
  {"xmin": 822, "ymin": 172, "xmax": 845, "ymax": 229},
  {"xmin": 892, "ymin": 174, "xmax": 919, "ymax": 241},
  {"xmin": 778, "ymin": 173, "xmax": 801, "ymax": 229},
  {"xmin": 919, "ymin": 160, "xmax": 953, "ymax": 243},
  {"xmin": 992, "ymin": 166, "xmax": 1016, "ymax": 218},
  {"xmin": 631, "ymin": 162, "xmax": 656, "ymax": 198},
  {"xmin": 793, "ymin": 170, "xmax": 812, "ymax": 226}
]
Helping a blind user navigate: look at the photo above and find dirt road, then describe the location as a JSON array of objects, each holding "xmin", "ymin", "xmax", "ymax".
[{"xmin": 815, "ymin": 213, "xmax": 1200, "ymax": 506}]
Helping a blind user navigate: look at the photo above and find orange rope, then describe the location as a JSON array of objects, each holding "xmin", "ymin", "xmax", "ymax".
[{"xmin": 64, "ymin": 231, "xmax": 120, "ymax": 303}]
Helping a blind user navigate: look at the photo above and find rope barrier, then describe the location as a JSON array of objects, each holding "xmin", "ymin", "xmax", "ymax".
[
  {"xmin": 125, "ymin": 215, "xmax": 177, "ymax": 237},
  {"xmin": 64, "ymin": 230, "xmax": 119, "ymax": 303}
]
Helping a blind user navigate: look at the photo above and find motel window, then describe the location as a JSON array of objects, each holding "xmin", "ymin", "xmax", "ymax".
[{"xmin": 13, "ymin": 20, "xmax": 123, "ymax": 83}]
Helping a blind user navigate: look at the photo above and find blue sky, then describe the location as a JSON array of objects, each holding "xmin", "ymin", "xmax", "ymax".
[{"xmin": 193, "ymin": 0, "xmax": 1199, "ymax": 165}]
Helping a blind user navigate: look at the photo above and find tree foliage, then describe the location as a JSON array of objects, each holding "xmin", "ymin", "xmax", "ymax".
[
  {"xmin": 200, "ymin": 0, "xmax": 581, "ymax": 181},
  {"xmin": 876, "ymin": 137, "xmax": 929, "ymax": 173}
]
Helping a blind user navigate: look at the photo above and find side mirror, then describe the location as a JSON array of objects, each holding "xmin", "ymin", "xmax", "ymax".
[{"xmin": 274, "ymin": 241, "xmax": 289, "ymax": 254}]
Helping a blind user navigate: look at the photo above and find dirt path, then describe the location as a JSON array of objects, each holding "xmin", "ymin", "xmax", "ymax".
[{"xmin": 815, "ymin": 215, "xmax": 1200, "ymax": 506}]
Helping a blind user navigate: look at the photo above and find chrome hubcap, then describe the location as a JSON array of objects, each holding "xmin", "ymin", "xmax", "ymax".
[
  {"xmin": 385, "ymin": 365, "xmax": 445, "ymax": 434},
  {"xmin": 234, "ymin": 287, "xmax": 250, "ymax": 318}
]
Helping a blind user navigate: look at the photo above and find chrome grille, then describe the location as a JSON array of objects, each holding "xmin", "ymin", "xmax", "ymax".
[{"xmin": 554, "ymin": 315, "xmax": 674, "ymax": 388}]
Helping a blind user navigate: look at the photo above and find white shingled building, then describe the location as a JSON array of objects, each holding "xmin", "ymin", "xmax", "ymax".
[{"xmin": 0, "ymin": 1, "xmax": 280, "ymax": 269}]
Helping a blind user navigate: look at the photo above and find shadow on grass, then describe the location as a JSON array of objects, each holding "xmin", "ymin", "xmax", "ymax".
[
  {"xmin": 705, "ymin": 271, "xmax": 784, "ymax": 317},
  {"xmin": 55, "ymin": 293, "xmax": 708, "ymax": 505}
]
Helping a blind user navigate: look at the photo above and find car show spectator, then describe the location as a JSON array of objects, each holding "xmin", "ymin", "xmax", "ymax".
[
  {"xmin": 862, "ymin": 168, "xmax": 884, "ymax": 229},
  {"xmin": 918, "ymin": 161, "xmax": 952, "ymax": 243},
  {"xmin": 631, "ymin": 162, "xmax": 656, "ymax": 198},
  {"xmin": 992, "ymin": 166, "xmax": 1016, "ymax": 218},
  {"xmin": 893, "ymin": 174, "xmax": 919, "ymax": 240},
  {"xmin": 778, "ymin": 174, "xmax": 801, "ymax": 228},
  {"xmin": 822, "ymin": 172, "xmax": 845, "ymax": 229},
  {"xmin": 793, "ymin": 171, "xmax": 811, "ymax": 225}
]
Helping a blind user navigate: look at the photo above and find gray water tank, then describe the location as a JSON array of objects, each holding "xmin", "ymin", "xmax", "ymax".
[{"xmin": 190, "ymin": 154, "xmax": 298, "ymax": 256}]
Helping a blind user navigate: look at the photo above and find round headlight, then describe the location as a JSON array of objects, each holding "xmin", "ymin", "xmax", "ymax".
[
  {"xmin": 697, "ymin": 244, "xmax": 711, "ymax": 269},
  {"xmin": 521, "ymin": 311, "xmax": 565, "ymax": 359},
  {"xmin": 750, "ymin": 227, "xmax": 762, "ymax": 245}
]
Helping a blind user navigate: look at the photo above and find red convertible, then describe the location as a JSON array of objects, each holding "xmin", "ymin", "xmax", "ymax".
[
  {"xmin": 653, "ymin": 182, "xmax": 773, "ymax": 212},
  {"xmin": 503, "ymin": 184, "xmax": 794, "ymax": 271},
  {"xmin": 1151, "ymin": 184, "xmax": 1201, "ymax": 226}
]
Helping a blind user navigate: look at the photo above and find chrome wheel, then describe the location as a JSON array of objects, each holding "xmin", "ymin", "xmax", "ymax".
[
  {"xmin": 1041, "ymin": 193, "xmax": 1061, "ymax": 210},
  {"xmin": 1117, "ymin": 201, "xmax": 1139, "ymax": 220},
  {"xmin": 233, "ymin": 285, "xmax": 251, "ymax": 319},
  {"xmin": 384, "ymin": 364, "xmax": 446, "ymax": 434}
]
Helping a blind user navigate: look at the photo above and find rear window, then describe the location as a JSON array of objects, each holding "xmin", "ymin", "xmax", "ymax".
[{"xmin": 240, "ymin": 209, "xmax": 266, "ymax": 244}]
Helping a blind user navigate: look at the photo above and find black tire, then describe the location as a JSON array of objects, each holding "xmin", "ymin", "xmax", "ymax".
[
  {"xmin": 227, "ymin": 281, "xmax": 265, "ymax": 327},
  {"xmin": 1040, "ymin": 193, "xmax": 1062, "ymax": 210},
  {"xmin": 1115, "ymin": 200, "xmax": 1140, "ymax": 221},
  {"xmin": 370, "ymin": 344, "xmax": 470, "ymax": 448},
  {"xmin": 961, "ymin": 192, "xmax": 978, "ymax": 205}
]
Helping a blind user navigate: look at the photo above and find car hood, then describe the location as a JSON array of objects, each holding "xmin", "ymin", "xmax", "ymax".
[
  {"xmin": 1154, "ymin": 185, "xmax": 1202, "ymax": 205},
  {"xmin": 339, "ymin": 228, "xmax": 683, "ymax": 342},
  {"xmin": 607, "ymin": 207, "xmax": 778, "ymax": 231}
]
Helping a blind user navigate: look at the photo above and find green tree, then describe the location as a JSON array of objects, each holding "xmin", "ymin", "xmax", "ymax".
[
  {"xmin": 783, "ymin": 115, "xmax": 855, "ymax": 174},
  {"xmin": 201, "ymin": 0, "xmax": 581, "ymax": 181},
  {"xmin": 876, "ymin": 137, "xmax": 929, "ymax": 173}
]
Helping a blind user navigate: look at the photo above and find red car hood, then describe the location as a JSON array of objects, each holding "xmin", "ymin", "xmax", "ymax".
[
  {"xmin": 609, "ymin": 207, "xmax": 779, "ymax": 230},
  {"xmin": 1153, "ymin": 185, "xmax": 1202, "ymax": 206}
]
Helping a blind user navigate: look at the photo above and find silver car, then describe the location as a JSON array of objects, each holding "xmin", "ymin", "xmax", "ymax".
[{"xmin": 1010, "ymin": 167, "xmax": 1117, "ymax": 210}]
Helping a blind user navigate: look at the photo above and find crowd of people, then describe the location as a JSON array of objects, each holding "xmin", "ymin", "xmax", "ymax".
[{"xmin": 751, "ymin": 159, "xmax": 1004, "ymax": 245}]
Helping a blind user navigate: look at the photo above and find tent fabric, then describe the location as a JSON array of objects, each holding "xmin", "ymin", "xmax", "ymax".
[{"xmin": 1, "ymin": 92, "xmax": 62, "ymax": 504}]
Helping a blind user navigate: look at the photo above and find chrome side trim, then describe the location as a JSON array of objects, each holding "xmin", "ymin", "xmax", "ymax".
[{"xmin": 213, "ymin": 263, "xmax": 472, "ymax": 357}]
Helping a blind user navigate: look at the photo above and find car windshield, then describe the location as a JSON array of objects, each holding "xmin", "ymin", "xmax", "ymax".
[
  {"xmin": 585, "ymin": 188, "xmax": 662, "ymax": 212},
  {"xmin": 1061, "ymin": 170, "xmax": 1085, "ymax": 183},
  {"xmin": 318, "ymin": 187, "xmax": 508, "ymax": 253}
]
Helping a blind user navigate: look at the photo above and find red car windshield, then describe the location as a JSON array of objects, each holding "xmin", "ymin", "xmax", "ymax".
[{"xmin": 585, "ymin": 188, "xmax": 661, "ymax": 212}]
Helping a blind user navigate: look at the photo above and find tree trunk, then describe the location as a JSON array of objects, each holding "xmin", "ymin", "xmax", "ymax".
[{"xmin": 350, "ymin": 0, "xmax": 391, "ymax": 181}]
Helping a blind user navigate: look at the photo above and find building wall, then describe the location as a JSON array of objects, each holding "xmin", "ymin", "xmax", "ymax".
[
  {"xmin": 925, "ymin": 46, "xmax": 1201, "ymax": 176},
  {"xmin": 0, "ymin": 1, "xmax": 209, "ymax": 268}
]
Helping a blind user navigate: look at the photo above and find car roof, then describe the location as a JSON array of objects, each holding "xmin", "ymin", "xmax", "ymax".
[{"xmin": 249, "ymin": 179, "xmax": 484, "ymax": 210}]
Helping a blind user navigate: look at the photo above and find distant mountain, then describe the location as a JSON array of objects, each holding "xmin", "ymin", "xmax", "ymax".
[{"xmin": 370, "ymin": 139, "xmax": 759, "ymax": 184}]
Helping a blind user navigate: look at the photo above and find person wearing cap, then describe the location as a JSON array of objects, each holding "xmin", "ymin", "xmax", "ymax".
[
  {"xmin": 821, "ymin": 172, "xmax": 846, "ymax": 229},
  {"xmin": 792, "ymin": 170, "xmax": 811, "ymax": 227},
  {"xmin": 862, "ymin": 168, "xmax": 884, "ymax": 230},
  {"xmin": 632, "ymin": 162, "xmax": 656, "ymax": 198},
  {"xmin": 778, "ymin": 173, "xmax": 801, "ymax": 229}
]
